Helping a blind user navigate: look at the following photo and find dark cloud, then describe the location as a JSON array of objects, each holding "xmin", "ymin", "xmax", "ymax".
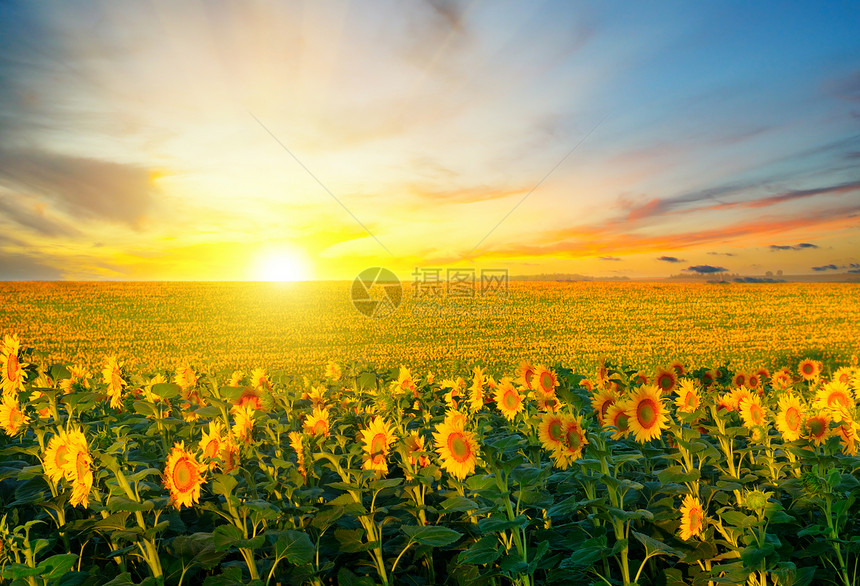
[
  {"xmin": 657, "ymin": 255, "xmax": 685, "ymax": 263},
  {"xmin": 770, "ymin": 242, "xmax": 818, "ymax": 251},
  {"xmin": 598, "ymin": 256, "xmax": 621, "ymax": 261},
  {"xmin": 708, "ymin": 251, "xmax": 736, "ymax": 256},
  {"xmin": 685, "ymin": 265, "xmax": 727, "ymax": 274},
  {"xmin": 849, "ymin": 269, "xmax": 860, "ymax": 274},
  {"xmin": 811, "ymin": 264, "xmax": 839, "ymax": 271},
  {"xmin": 0, "ymin": 148, "xmax": 155, "ymax": 227},
  {"xmin": 0, "ymin": 194, "xmax": 80, "ymax": 237},
  {"xmin": 0, "ymin": 249, "xmax": 62, "ymax": 280}
]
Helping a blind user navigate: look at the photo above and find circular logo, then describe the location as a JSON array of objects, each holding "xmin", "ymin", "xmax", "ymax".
[{"xmin": 351, "ymin": 267, "xmax": 402, "ymax": 318}]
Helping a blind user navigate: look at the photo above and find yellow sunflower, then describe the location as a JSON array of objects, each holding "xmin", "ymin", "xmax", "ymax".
[
  {"xmin": 798, "ymin": 358, "xmax": 821, "ymax": 381},
  {"xmin": 775, "ymin": 393, "xmax": 805, "ymax": 442},
  {"xmin": 701, "ymin": 369, "xmax": 717, "ymax": 388},
  {"xmin": 67, "ymin": 436, "xmax": 94, "ymax": 509},
  {"xmin": 288, "ymin": 431, "xmax": 307, "ymax": 480},
  {"xmin": 494, "ymin": 378, "xmax": 524, "ymax": 421},
  {"xmin": 533, "ymin": 387, "xmax": 562, "ymax": 412},
  {"xmin": 1, "ymin": 334, "xmax": 28, "ymax": 397},
  {"xmin": 832, "ymin": 367, "xmax": 853, "ymax": 385},
  {"xmin": 59, "ymin": 364, "xmax": 91, "ymax": 393},
  {"xmin": 739, "ymin": 395, "xmax": 768, "ymax": 429},
  {"xmin": 163, "ymin": 441, "xmax": 204, "ymax": 510},
  {"xmin": 43, "ymin": 428, "xmax": 73, "ymax": 485},
  {"xmin": 173, "ymin": 365, "xmax": 198, "ymax": 391},
  {"xmin": 102, "ymin": 356, "xmax": 126, "ymax": 410},
  {"xmin": 219, "ymin": 436, "xmax": 240, "ymax": 474},
  {"xmin": 538, "ymin": 412, "xmax": 566, "ymax": 452},
  {"xmin": 532, "ymin": 365, "xmax": 558, "ymax": 396},
  {"xmin": 804, "ymin": 412, "xmax": 831, "ymax": 446},
  {"xmin": 626, "ymin": 385, "xmax": 669, "ymax": 443},
  {"xmin": 771, "ymin": 369, "xmax": 793, "ymax": 390},
  {"xmin": 397, "ymin": 366, "xmax": 417, "ymax": 396},
  {"xmin": 605, "ymin": 401, "xmax": 631, "ymax": 440},
  {"xmin": 403, "ymin": 433, "xmax": 430, "ymax": 468},
  {"xmin": 814, "ymin": 381, "xmax": 853, "ymax": 420},
  {"xmin": 674, "ymin": 379, "xmax": 701, "ymax": 414},
  {"xmin": 229, "ymin": 370, "xmax": 244, "ymax": 387},
  {"xmin": 232, "ymin": 404, "xmax": 255, "ymax": 444},
  {"xmin": 250, "ymin": 368, "xmax": 272, "ymax": 392},
  {"xmin": 304, "ymin": 385, "xmax": 326, "ymax": 409},
  {"xmin": 731, "ymin": 387, "xmax": 754, "ymax": 412},
  {"xmin": 441, "ymin": 377, "xmax": 465, "ymax": 409},
  {"xmin": 552, "ymin": 415, "xmax": 588, "ymax": 469},
  {"xmin": 679, "ymin": 494, "xmax": 706, "ymax": 541},
  {"xmin": 591, "ymin": 387, "xmax": 617, "ymax": 424},
  {"xmin": 360, "ymin": 416, "xmax": 396, "ymax": 474},
  {"xmin": 0, "ymin": 394, "xmax": 28, "ymax": 436},
  {"xmin": 654, "ymin": 368, "xmax": 677, "ymax": 394},
  {"xmin": 199, "ymin": 421, "xmax": 226, "ymax": 470},
  {"xmin": 837, "ymin": 421, "xmax": 858, "ymax": 456},
  {"xmin": 731, "ymin": 372, "xmax": 748, "ymax": 389},
  {"xmin": 468, "ymin": 367, "xmax": 486, "ymax": 411},
  {"xmin": 303, "ymin": 407, "xmax": 330, "ymax": 438},
  {"xmin": 516, "ymin": 362, "xmax": 536, "ymax": 390},
  {"xmin": 433, "ymin": 418, "xmax": 479, "ymax": 480}
]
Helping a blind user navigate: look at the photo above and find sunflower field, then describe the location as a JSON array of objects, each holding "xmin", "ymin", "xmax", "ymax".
[{"xmin": 2, "ymin": 332, "xmax": 860, "ymax": 586}]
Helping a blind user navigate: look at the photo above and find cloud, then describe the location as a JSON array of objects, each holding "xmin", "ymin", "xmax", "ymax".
[
  {"xmin": 770, "ymin": 242, "xmax": 818, "ymax": 251},
  {"xmin": 708, "ymin": 251, "xmax": 736, "ymax": 256},
  {"xmin": 0, "ymin": 250, "xmax": 63, "ymax": 280},
  {"xmin": 811, "ymin": 264, "xmax": 839, "ymax": 271},
  {"xmin": 0, "ymin": 148, "xmax": 156, "ymax": 227},
  {"xmin": 657, "ymin": 255, "xmax": 685, "ymax": 263},
  {"xmin": 0, "ymin": 194, "xmax": 80, "ymax": 237},
  {"xmin": 685, "ymin": 265, "xmax": 727, "ymax": 274},
  {"xmin": 598, "ymin": 256, "xmax": 621, "ymax": 261}
]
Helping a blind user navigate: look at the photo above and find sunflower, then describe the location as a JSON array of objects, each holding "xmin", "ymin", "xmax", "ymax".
[
  {"xmin": 605, "ymin": 401, "xmax": 631, "ymax": 440},
  {"xmin": 229, "ymin": 370, "xmax": 244, "ymax": 387},
  {"xmin": 755, "ymin": 367, "xmax": 770, "ymax": 381},
  {"xmin": 494, "ymin": 378, "xmax": 524, "ymax": 421},
  {"xmin": 731, "ymin": 387, "xmax": 754, "ymax": 412},
  {"xmin": 468, "ymin": 368, "xmax": 487, "ymax": 412},
  {"xmin": 250, "ymin": 368, "xmax": 272, "ymax": 392},
  {"xmin": 433, "ymin": 418, "xmax": 479, "ymax": 480},
  {"xmin": 626, "ymin": 385, "xmax": 669, "ymax": 443},
  {"xmin": 678, "ymin": 494, "xmax": 706, "ymax": 541},
  {"xmin": 771, "ymin": 369, "xmax": 793, "ymax": 390},
  {"xmin": 0, "ymin": 394, "xmax": 28, "ymax": 436},
  {"xmin": 837, "ymin": 421, "xmax": 858, "ymax": 456},
  {"xmin": 716, "ymin": 391, "xmax": 735, "ymax": 412},
  {"xmin": 397, "ymin": 366, "xmax": 417, "ymax": 396},
  {"xmin": 538, "ymin": 412, "xmax": 566, "ymax": 452},
  {"xmin": 517, "ymin": 362, "xmax": 536, "ymax": 390},
  {"xmin": 739, "ymin": 395, "xmax": 768, "ymax": 429},
  {"xmin": 591, "ymin": 387, "xmax": 617, "ymax": 424},
  {"xmin": 832, "ymin": 367, "xmax": 853, "ymax": 385},
  {"xmin": 533, "ymin": 387, "xmax": 562, "ymax": 412},
  {"xmin": 59, "ymin": 365, "xmax": 91, "ymax": 393},
  {"xmin": 701, "ymin": 370, "xmax": 717, "ymax": 388},
  {"xmin": 553, "ymin": 415, "xmax": 588, "ymax": 468},
  {"xmin": 804, "ymin": 412, "xmax": 831, "ymax": 446},
  {"xmin": 173, "ymin": 365, "xmax": 198, "ymax": 391},
  {"xmin": 669, "ymin": 360, "xmax": 686, "ymax": 376},
  {"xmin": 674, "ymin": 379, "xmax": 701, "ymax": 414},
  {"xmin": 1, "ymin": 334, "xmax": 28, "ymax": 397},
  {"xmin": 403, "ymin": 433, "xmax": 430, "ymax": 468},
  {"xmin": 43, "ymin": 428, "xmax": 74, "ymax": 485},
  {"xmin": 731, "ymin": 372, "xmax": 748, "ymax": 388},
  {"xmin": 746, "ymin": 373, "xmax": 761, "ymax": 391},
  {"xmin": 67, "ymin": 437, "xmax": 94, "ymax": 509},
  {"xmin": 775, "ymin": 393, "xmax": 805, "ymax": 442},
  {"xmin": 798, "ymin": 359, "xmax": 821, "ymax": 381},
  {"xmin": 288, "ymin": 431, "xmax": 307, "ymax": 480},
  {"xmin": 360, "ymin": 416, "xmax": 396, "ymax": 474},
  {"xmin": 441, "ymin": 377, "xmax": 465, "ymax": 408},
  {"xmin": 633, "ymin": 371, "xmax": 649, "ymax": 385},
  {"xmin": 232, "ymin": 404, "xmax": 255, "ymax": 444},
  {"xmin": 654, "ymin": 368, "xmax": 677, "ymax": 394},
  {"xmin": 304, "ymin": 386, "xmax": 326, "ymax": 409},
  {"xmin": 102, "ymin": 356, "xmax": 126, "ymax": 410},
  {"xmin": 199, "ymin": 421, "xmax": 226, "ymax": 470},
  {"xmin": 219, "ymin": 437, "xmax": 240, "ymax": 474},
  {"xmin": 325, "ymin": 361, "xmax": 342, "ymax": 381},
  {"xmin": 814, "ymin": 381, "xmax": 853, "ymax": 419},
  {"xmin": 163, "ymin": 441, "xmax": 204, "ymax": 510},
  {"xmin": 532, "ymin": 365, "xmax": 558, "ymax": 396},
  {"xmin": 303, "ymin": 407, "xmax": 330, "ymax": 438}
]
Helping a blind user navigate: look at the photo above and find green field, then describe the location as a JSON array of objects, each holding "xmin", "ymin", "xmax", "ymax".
[{"xmin": 1, "ymin": 281, "xmax": 858, "ymax": 377}]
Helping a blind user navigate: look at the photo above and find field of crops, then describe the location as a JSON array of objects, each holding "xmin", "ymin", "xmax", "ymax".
[
  {"xmin": 0, "ymin": 281, "xmax": 859, "ymax": 585},
  {"xmin": 0, "ymin": 281, "xmax": 858, "ymax": 378}
]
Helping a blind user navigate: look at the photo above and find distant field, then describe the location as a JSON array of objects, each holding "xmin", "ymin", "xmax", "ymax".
[{"xmin": 0, "ymin": 281, "xmax": 858, "ymax": 377}]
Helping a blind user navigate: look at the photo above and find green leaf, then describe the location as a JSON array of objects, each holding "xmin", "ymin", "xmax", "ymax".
[
  {"xmin": 632, "ymin": 531, "xmax": 681, "ymax": 557},
  {"xmin": 108, "ymin": 495, "xmax": 154, "ymax": 513},
  {"xmin": 37, "ymin": 554, "xmax": 78, "ymax": 582},
  {"xmin": 440, "ymin": 496, "xmax": 480, "ymax": 513},
  {"xmin": 478, "ymin": 514, "xmax": 529, "ymax": 534},
  {"xmin": 151, "ymin": 382, "xmax": 181, "ymax": 399},
  {"xmin": 211, "ymin": 473, "xmax": 238, "ymax": 498},
  {"xmin": 274, "ymin": 530, "xmax": 315, "ymax": 566},
  {"xmin": 458, "ymin": 536, "xmax": 501, "ymax": 565},
  {"xmin": 212, "ymin": 525, "xmax": 265, "ymax": 551},
  {"xmin": 171, "ymin": 533, "xmax": 225, "ymax": 571},
  {"xmin": 741, "ymin": 543, "xmax": 776, "ymax": 570},
  {"xmin": 402, "ymin": 525, "xmax": 462, "ymax": 547},
  {"xmin": 656, "ymin": 465, "xmax": 700, "ymax": 484}
]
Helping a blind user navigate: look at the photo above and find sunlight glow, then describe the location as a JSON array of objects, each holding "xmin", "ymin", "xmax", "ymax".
[{"xmin": 256, "ymin": 248, "xmax": 309, "ymax": 282}]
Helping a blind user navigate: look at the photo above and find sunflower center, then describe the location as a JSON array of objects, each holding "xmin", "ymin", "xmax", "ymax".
[
  {"xmin": 203, "ymin": 438, "xmax": 220, "ymax": 459},
  {"xmin": 565, "ymin": 427, "xmax": 582, "ymax": 449},
  {"xmin": 172, "ymin": 457, "xmax": 198, "ymax": 492},
  {"xmin": 502, "ymin": 390, "xmax": 519, "ymax": 410},
  {"xmin": 540, "ymin": 372, "xmax": 552, "ymax": 392},
  {"xmin": 448, "ymin": 432, "xmax": 471, "ymax": 462},
  {"xmin": 55, "ymin": 444, "xmax": 70, "ymax": 468},
  {"xmin": 658, "ymin": 375, "xmax": 673, "ymax": 391},
  {"xmin": 683, "ymin": 392, "xmax": 697, "ymax": 409},
  {"xmin": 524, "ymin": 369, "xmax": 534, "ymax": 389},
  {"xmin": 785, "ymin": 407, "xmax": 801, "ymax": 430},
  {"xmin": 689, "ymin": 508, "xmax": 703, "ymax": 533},
  {"xmin": 803, "ymin": 364, "xmax": 813, "ymax": 375},
  {"xmin": 10, "ymin": 408, "xmax": 23, "ymax": 428},
  {"xmin": 614, "ymin": 413, "xmax": 630, "ymax": 431},
  {"xmin": 808, "ymin": 418, "xmax": 825, "ymax": 437},
  {"xmin": 370, "ymin": 433, "xmax": 387, "ymax": 461},
  {"xmin": 828, "ymin": 393, "xmax": 849, "ymax": 408},
  {"xmin": 548, "ymin": 420, "xmax": 563, "ymax": 442},
  {"xmin": 6, "ymin": 353, "xmax": 19, "ymax": 380},
  {"xmin": 75, "ymin": 450, "xmax": 89, "ymax": 480},
  {"xmin": 312, "ymin": 420, "xmax": 328, "ymax": 436},
  {"xmin": 637, "ymin": 399, "xmax": 658, "ymax": 428},
  {"xmin": 749, "ymin": 405, "xmax": 763, "ymax": 425}
]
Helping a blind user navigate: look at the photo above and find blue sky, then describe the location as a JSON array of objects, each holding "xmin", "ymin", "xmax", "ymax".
[{"xmin": 0, "ymin": 0, "xmax": 858, "ymax": 280}]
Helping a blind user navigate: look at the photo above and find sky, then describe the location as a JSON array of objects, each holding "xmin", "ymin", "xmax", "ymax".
[{"xmin": 0, "ymin": 1, "xmax": 859, "ymax": 281}]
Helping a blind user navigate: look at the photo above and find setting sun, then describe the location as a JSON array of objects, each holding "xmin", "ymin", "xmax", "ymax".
[{"xmin": 256, "ymin": 248, "xmax": 309, "ymax": 282}]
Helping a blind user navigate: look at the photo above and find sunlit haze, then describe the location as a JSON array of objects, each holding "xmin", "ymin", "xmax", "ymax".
[{"xmin": 1, "ymin": 1, "xmax": 859, "ymax": 281}]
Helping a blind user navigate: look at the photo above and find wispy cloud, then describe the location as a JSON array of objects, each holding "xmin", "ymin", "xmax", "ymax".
[
  {"xmin": 812, "ymin": 264, "xmax": 839, "ymax": 271},
  {"xmin": 770, "ymin": 242, "xmax": 818, "ymax": 251},
  {"xmin": 599, "ymin": 256, "xmax": 621, "ymax": 261},
  {"xmin": 685, "ymin": 265, "xmax": 727, "ymax": 274},
  {"xmin": 657, "ymin": 255, "xmax": 685, "ymax": 263}
]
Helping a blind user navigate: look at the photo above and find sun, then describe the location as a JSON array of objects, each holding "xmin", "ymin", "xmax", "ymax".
[{"xmin": 256, "ymin": 248, "xmax": 309, "ymax": 281}]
